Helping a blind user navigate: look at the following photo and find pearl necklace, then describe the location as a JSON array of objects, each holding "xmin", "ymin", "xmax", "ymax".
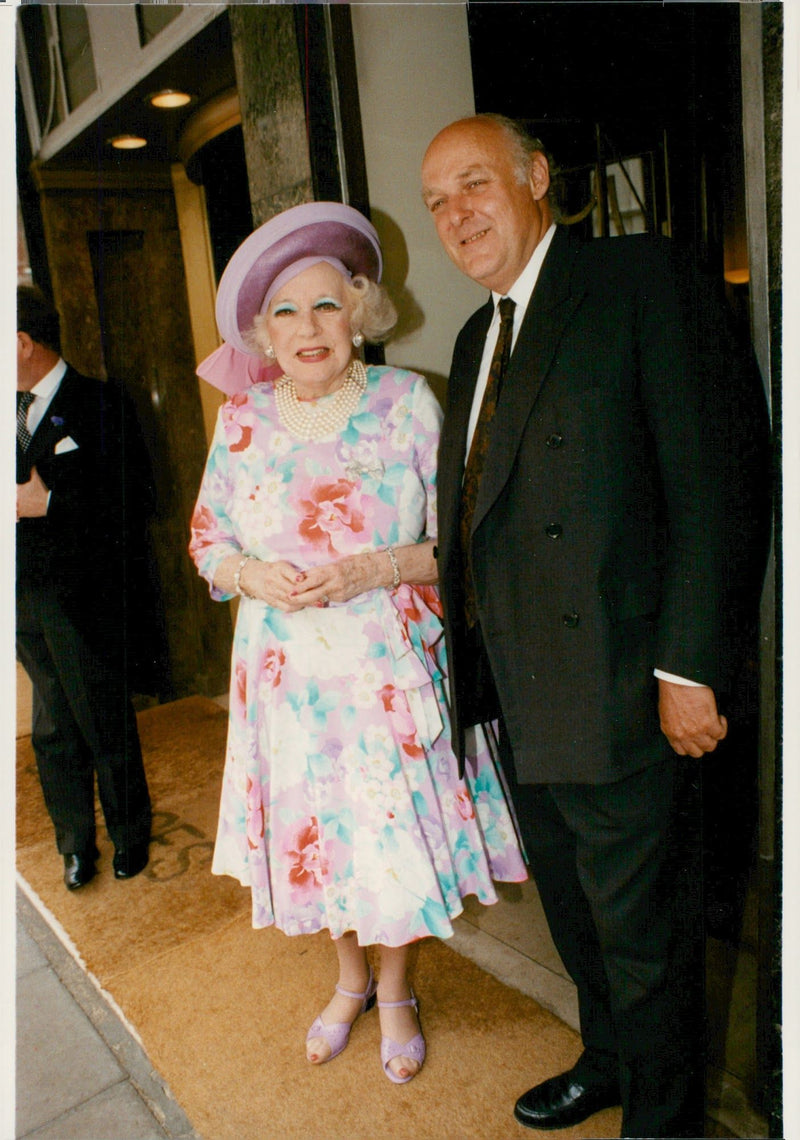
[{"xmin": 274, "ymin": 360, "xmax": 367, "ymax": 441}]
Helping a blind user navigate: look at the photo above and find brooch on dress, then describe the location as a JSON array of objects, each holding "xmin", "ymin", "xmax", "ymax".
[
  {"xmin": 343, "ymin": 439, "xmax": 385, "ymax": 482},
  {"xmin": 344, "ymin": 457, "xmax": 385, "ymax": 481}
]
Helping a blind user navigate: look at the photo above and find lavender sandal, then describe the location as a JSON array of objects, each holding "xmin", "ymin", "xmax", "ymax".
[
  {"xmin": 306, "ymin": 967, "xmax": 377, "ymax": 1064},
  {"xmin": 378, "ymin": 992, "xmax": 426, "ymax": 1084}
]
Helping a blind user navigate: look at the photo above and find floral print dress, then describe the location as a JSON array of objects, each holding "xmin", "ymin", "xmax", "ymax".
[{"xmin": 190, "ymin": 365, "xmax": 527, "ymax": 945}]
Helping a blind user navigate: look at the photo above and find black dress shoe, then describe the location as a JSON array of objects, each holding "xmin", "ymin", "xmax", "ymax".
[
  {"xmin": 514, "ymin": 1068, "xmax": 620, "ymax": 1131},
  {"xmin": 113, "ymin": 842, "xmax": 149, "ymax": 880},
  {"xmin": 63, "ymin": 852, "xmax": 96, "ymax": 891}
]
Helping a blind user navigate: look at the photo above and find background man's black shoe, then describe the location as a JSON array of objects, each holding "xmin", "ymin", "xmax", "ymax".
[
  {"xmin": 113, "ymin": 843, "xmax": 149, "ymax": 880},
  {"xmin": 63, "ymin": 852, "xmax": 96, "ymax": 890},
  {"xmin": 514, "ymin": 1068, "xmax": 620, "ymax": 1131}
]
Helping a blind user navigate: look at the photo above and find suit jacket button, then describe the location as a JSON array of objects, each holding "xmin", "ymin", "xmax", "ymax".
[
  {"xmin": 545, "ymin": 523, "xmax": 563, "ymax": 539},
  {"xmin": 546, "ymin": 433, "xmax": 564, "ymax": 449},
  {"xmin": 562, "ymin": 611, "xmax": 580, "ymax": 628}
]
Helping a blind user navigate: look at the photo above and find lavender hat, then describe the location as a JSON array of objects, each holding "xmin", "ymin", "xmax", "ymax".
[{"xmin": 215, "ymin": 201, "xmax": 383, "ymax": 356}]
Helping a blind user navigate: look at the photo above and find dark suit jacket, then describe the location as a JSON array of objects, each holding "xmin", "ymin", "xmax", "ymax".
[
  {"xmin": 437, "ymin": 227, "xmax": 770, "ymax": 784},
  {"xmin": 16, "ymin": 366, "xmax": 155, "ymax": 649}
]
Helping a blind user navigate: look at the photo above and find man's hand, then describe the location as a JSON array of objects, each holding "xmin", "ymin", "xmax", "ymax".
[
  {"xmin": 658, "ymin": 678, "xmax": 727, "ymax": 757},
  {"xmin": 17, "ymin": 467, "xmax": 50, "ymax": 519}
]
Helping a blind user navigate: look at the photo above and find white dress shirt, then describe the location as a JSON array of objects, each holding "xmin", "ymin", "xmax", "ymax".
[
  {"xmin": 466, "ymin": 225, "xmax": 556, "ymax": 453},
  {"xmin": 22, "ymin": 358, "xmax": 68, "ymax": 436}
]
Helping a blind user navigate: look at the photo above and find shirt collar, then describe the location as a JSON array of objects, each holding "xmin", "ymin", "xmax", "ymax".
[
  {"xmin": 491, "ymin": 223, "xmax": 557, "ymax": 316},
  {"xmin": 31, "ymin": 358, "xmax": 68, "ymax": 400}
]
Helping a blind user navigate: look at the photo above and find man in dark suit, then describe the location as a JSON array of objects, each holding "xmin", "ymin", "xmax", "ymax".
[
  {"xmin": 421, "ymin": 115, "xmax": 770, "ymax": 1137},
  {"xmin": 16, "ymin": 285, "xmax": 153, "ymax": 890}
]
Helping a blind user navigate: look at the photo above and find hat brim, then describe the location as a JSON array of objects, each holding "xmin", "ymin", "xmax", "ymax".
[{"xmin": 216, "ymin": 202, "xmax": 382, "ymax": 356}]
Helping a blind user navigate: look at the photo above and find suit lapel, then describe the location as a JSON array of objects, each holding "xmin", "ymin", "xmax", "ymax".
[
  {"xmin": 438, "ymin": 299, "xmax": 493, "ymax": 556},
  {"xmin": 472, "ymin": 227, "xmax": 586, "ymax": 533},
  {"xmin": 26, "ymin": 371, "xmax": 76, "ymax": 467}
]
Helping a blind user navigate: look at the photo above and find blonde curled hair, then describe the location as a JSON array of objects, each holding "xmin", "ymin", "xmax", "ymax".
[{"xmin": 345, "ymin": 274, "xmax": 397, "ymax": 343}]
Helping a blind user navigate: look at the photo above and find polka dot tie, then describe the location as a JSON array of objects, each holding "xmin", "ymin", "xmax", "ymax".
[{"xmin": 17, "ymin": 391, "xmax": 34, "ymax": 451}]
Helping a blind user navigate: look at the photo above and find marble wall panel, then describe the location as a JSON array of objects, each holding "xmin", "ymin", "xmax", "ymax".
[{"xmin": 35, "ymin": 176, "xmax": 232, "ymax": 699}]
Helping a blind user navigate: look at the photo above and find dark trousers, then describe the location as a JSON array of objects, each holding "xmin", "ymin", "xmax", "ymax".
[
  {"xmin": 16, "ymin": 583, "xmax": 152, "ymax": 856},
  {"xmin": 499, "ymin": 729, "xmax": 705, "ymax": 1138}
]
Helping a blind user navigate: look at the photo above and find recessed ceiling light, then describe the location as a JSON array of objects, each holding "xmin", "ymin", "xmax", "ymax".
[
  {"xmin": 150, "ymin": 89, "xmax": 192, "ymax": 109},
  {"xmin": 109, "ymin": 134, "xmax": 148, "ymax": 150}
]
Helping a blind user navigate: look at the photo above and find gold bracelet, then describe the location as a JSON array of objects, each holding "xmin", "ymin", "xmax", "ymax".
[{"xmin": 386, "ymin": 545, "xmax": 401, "ymax": 589}]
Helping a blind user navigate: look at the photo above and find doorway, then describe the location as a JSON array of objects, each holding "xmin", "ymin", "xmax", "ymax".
[{"xmin": 466, "ymin": 4, "xmax": 776, "ymax": 1132}]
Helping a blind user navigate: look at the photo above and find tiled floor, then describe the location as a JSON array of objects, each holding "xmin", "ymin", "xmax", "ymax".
[{"xmin": 16, "ymin": 886, "xmax": 198, "ymax": 1140}]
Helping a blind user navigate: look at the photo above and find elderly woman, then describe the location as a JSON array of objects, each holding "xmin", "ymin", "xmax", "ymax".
[{"xmin": 190, "ymin": 202, "xmax": 526, "ymax": 1084}]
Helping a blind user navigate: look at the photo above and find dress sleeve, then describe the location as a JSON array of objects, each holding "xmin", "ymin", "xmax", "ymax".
[
  {"xmin": 410, "ymin": 375, "xmax": 443, "ymax": 541},
  {"xmin": 188, "ymin": 407, "xmax": 242, "ymax": 601}
]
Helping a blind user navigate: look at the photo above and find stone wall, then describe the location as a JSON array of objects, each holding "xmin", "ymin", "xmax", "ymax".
[{"xmin": 229, "ymin": 6, "xmax": 313, "ymax": 226}]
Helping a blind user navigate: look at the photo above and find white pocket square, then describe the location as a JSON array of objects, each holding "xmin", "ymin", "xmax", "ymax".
[{"xmin": 54, "ymin": 436, "xmax": 79, "ymax": 455}]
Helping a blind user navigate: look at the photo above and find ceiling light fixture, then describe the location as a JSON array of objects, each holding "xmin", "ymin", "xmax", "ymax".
[
  {"xmin": 109, "ymin": 134, "xmax": 148, "ymax": 150},
  {"xmin": 150, "ymin": 89, "xmax": 192, "ymax": 109}
]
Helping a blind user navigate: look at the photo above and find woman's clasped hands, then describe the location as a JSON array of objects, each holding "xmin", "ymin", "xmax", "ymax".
[{"xmin": 239, "ymin": 551, "xmax": 388, "ymax": 611}]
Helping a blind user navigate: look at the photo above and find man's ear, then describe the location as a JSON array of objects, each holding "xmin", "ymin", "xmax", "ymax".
[
  {"xmin": 17, "ymin": 331, "xmax": 35, "ymax": 359},
  {"xmin": 528, "ymin": 151, "xmax": 551, "ymax": 201}
]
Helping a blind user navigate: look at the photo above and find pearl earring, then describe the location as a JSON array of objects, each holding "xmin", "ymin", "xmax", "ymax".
[
  {"xmin": 264, "ymin": 343, "xmax": 276, "ymax": 361},
  {"xmin": 352, "ymin": 331, "xmax": 364, "ymax": 348}
]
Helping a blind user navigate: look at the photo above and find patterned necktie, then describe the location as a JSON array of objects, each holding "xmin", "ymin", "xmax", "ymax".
[
  {"xmin": 17, "ymin": 391, "xmax": 35, "ymax": 451},
  {"xmin": 460, "ymin": 296, "xmax": 516, "ymax": 627}
]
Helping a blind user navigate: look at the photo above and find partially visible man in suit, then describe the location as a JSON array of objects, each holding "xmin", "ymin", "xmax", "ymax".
[
  {"xmin": 16, "ymin": 285, "xmax": 153, "ymax": 890},
  {"xmin": 421, "ymin": 115, "xmax": 770, "ymax": 1137}
]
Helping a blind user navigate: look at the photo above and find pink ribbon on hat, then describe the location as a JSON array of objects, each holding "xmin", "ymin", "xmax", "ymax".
[{"xmin": 196, "ymin": 342, "xmax": 282, "ymax": 396}]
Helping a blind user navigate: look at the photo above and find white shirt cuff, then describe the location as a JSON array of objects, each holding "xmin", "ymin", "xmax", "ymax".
[{"xmin": 654, "ymin": 669, "xmax": 704, "ymax": 687}]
